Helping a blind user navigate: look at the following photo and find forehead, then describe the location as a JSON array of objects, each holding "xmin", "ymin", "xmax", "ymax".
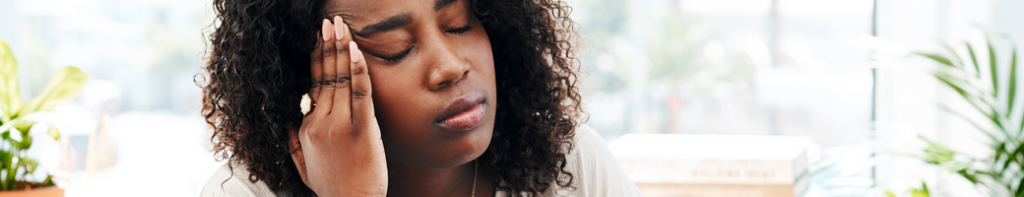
[{"xmin": 323, "ymin": 0, "xmax": 438, "ymax": 25}]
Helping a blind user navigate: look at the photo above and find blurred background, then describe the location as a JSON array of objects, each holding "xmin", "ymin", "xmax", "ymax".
[{"xmin": 0, "ymin": 0, "xmax": 1023, "ymax": 196}]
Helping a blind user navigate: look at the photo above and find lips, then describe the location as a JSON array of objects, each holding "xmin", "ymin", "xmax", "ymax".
[{"xmin": 436, "ymin": 93, "xmax": 487, "ymax": 131}]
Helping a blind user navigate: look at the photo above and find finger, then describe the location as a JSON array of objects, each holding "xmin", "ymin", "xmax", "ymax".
[
  {"xmin": 308, "ymin": 28, "xmax": 324, "ymax": 109},
  {"xmin": 349, "ymin": 41, "xmax": 376, "ymax": 131},
  {"xmin": 332, "ymin": 16, "xmax": 353, "ymax": 119},
  {"xmin": 288, "ymin": 129, "xmax": 309, "ymax": 185},
  {"xmin": 317, "ymin": 18, "xmax": 337, "ymax": 115}
]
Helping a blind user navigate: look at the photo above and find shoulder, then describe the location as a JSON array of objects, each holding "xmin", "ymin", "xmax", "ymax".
[
  {"xmin": 201, "ymin": 162, "xmax": 287, "ymax": 197},
  {"xmin": 568, "ymin": 125, "xmax": 613, "ymax": 162},
  {"xmin": 546, "ymin": 124, "xmax": 643, "ymax": 197}
]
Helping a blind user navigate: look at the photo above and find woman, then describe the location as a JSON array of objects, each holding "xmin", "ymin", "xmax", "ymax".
[{"xmin": 199, "ymin": 0, "xmax": 641, "ymax": 196}]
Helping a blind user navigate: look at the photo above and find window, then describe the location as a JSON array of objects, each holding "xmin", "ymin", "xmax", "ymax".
[{"xmin": 570, "ymin": 0, "xmax": 876, "ymax": 150}]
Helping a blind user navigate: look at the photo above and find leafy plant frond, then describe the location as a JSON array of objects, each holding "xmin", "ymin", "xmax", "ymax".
[
  {"xmin": 0, "ymin": 38, "xmax": 88, "ymax": 190},
  {"xmin": 938, "ymin": 104, "xmax": 999, "ymax": 142},
  {"xmin": 912, "ymin": 34, "xmax": 1024, "ymax": 196},
  {"xmin": 0, "ymin": 39, "xmax": 20, "ymax": 124},
  {"xmin": 15, "ymin": 67, "xmax": 89, "ymax": 118},
  {"xmin": 886, "ymin": 181, "xmax": 933, "ymax": 197},
  {"xmin": 988, "ymin": 36, "xmax": 1000, "ymax": 97},
  {"xmin": 917, "ymin": 52, "xmax": 956, "ymax": 68},
  {"xmin": 1009, "ymin": 46, "xmax": 1019, "ymax": 116},
  {"xmin": 967, "ymin": 42, "xmax": 982, "ymax": 78}
]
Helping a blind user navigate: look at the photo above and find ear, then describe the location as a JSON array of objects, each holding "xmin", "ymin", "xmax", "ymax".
[{"xmin": 289, "ymin": 128, "xmax": 310, "ymax": 185}]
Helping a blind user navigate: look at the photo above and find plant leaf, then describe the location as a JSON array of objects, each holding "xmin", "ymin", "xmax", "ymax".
[
  {"xmin": 921, "ymin": 181, "xmax": 930, "ymax": 194},
  {"xmin": 1016, "ymin": 140, "xmax": 1024, "ymax": 173},
  {"xmin": 919, "ymin": 135, "xmax": 957, "ymax": 164},
  {"xmin": 995, "ymin": 142, "xmax": 1006, "ymax": 162},
  {"xmin": 989, "ymin": 37, "xmax": 999, "ymax": 97},
  {"xmin": 916, "ymin": 52, "xmax": 956, "ymax": 68},
  {"xmin": 11, "ymin": 119, "xmax": 33, "ymax": 134},
  {"xmin": 0, "ymin": 39, "xmax": 21, "ymax": 124},
  {"xmin": 1010, "ymin": 46, "xmax": 1018, "ymax": 118},
  {"xmin": 0, "ymin": 150, "xmax": 9, "ymax": 174},
  {"xmin": 934, "ymin": 72, "xmax": 1008, "ymax": 132},
  {"xmin": 1017, "ymin": 173, "xmax": 1024, "ymax": 196},
  {"xmin": 15, "ymin": 66, "xmax": 89, "ymax": 117},
  {"xmin": 1001, "ymin": 145, "xmax": 1014, "ymax": 174},
  {"xmin": 969, "ymin": 42, "xmax": 982, "ymax": 78},
  {"xmin": 46, "ymin": 125, "xmax": 59, "ymax": 141},
  {"xmin": 959, "ymin": 169, "xmax": 980, "ymax": 184},
  {"xmin": 939, "ymin": 104, "xmax": 999, "ymax": 142},
  {"xmin": 936, "ymin": 74, "xmax": 999, "ymax": 124},
  {"xmin": 885, "ymin": 191, "xmax": 897, "ymax": 197},
  {"xmin": 19, "ymin": 158, "xmax": 37, "ymax": 175},
  {"xmin": 6, "ymin": 156, "xmax": 18, "ymax": 190},
  {"xmin": 2, "ymin": 127, "xmax": 23, "ymax": 151},
  {"xmin": 42, "ymin": 175, "xmax": 54, "ymax": 187},
  {"xmin": 17, "ymin": 134, "xmax": 31, "ymax": 150},
  {"xmin": 910, "ymin": 189, "xmax": 928, "ymax": 197},
  {"xmin": 944, "ymin": 43, "xmax": 966, "ymax": 68},
  {"xmin": 1008, "ymin": 142, "xmax": 1024, "ymax": 173}
]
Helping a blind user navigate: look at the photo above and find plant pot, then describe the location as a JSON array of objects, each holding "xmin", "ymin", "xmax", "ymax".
[{"xmin": 0, "ymin": 187, "xmax": 64, "ymax": 197}]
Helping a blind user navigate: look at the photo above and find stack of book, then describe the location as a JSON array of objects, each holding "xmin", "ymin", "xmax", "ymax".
[{"xmin": 610, "ymin": 134, "xmax": 810, "ymax": 197}]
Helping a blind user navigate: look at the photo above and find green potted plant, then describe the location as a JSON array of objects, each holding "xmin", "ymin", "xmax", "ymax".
[
  {"xmin": 899, "ymin": 35, "xmax": 1022, "ymax": 196},
  {"xmin": 0, "ymin": 38, "xmax": 89, "ymax": 196}
]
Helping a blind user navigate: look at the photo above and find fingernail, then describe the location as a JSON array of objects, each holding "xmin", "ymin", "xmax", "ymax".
[
  {"xmin": 349, "ymin": 41, "xmax": 360, "ymax": 62},
  {"xmin": 334, "ymin": 16, "xmax": 345, "ymax": 40},
  {"xmin": 322, "ymin": 19, "xmax": 332, "ymax": 41}
]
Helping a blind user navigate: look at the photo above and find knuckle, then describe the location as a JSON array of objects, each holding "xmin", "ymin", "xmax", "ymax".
[
  {"xmin": 337, "ymin": 76, "xmax": 351, "ymax": 86},
  {"xmin": 352, "ymin": 88, "xmax": 368, "ymax": 99},
  {"xmin": 307, "ymin": 128, "xmax": 326, "ymax": 139},
  {"xmin": 322, "ymin": 48, "xmax": 334, "ymax": 56},
  {"xmin": 352, "ymin": 66, "xmax": 366, "ymax": 75}
]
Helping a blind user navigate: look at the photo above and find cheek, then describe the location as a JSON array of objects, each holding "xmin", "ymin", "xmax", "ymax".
[
  {"xmin": 464, "ymin": 29, "xmax": 494, "ymax": 77},
  {"xmin": 368, "ymin": 68, "xmax": 425, "ymax": 127}
]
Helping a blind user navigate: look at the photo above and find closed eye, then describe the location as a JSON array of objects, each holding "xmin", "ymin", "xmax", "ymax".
[
  {"xmin": 371, "ymin": 45, "xmax": 414, "ymax": 62},
  {"xmin": 444, "ymin": 23, "xmax": 472, "ymax": 34}
]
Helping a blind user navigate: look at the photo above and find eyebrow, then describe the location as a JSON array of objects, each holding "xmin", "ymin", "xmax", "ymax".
[
  {"xmin": 434, "ymin": 0, "xmax": 458, "ymax": 10},
  {"xmin": 353, "ymin": 0, "xmax": 459, "ymax": 38},
  {"xmin": 353, "ymin": 13, "xmax": 412, "ymax": 37}
]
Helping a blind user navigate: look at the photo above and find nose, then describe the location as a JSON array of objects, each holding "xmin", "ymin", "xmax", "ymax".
[{"xmin": 425, "ymin": 39, "xmax": 470, "ymax": 91}]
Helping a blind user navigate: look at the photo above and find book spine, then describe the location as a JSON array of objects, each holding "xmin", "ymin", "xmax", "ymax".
[
  {"xmin": 634, "ymin": 175, "xmax": 809, "ymax": 197},
  {"xmin": 617, "ymin": 150, "xmax": 808, "ymax": 185},
  {"xmin": 637, "ymin": 184, "xmax": 793, "ymax": 197}
]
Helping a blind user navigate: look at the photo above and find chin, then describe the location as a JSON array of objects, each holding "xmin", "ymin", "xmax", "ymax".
[{"xmin": 382, "ymin": 117, "xmax": 495, "ymax": 169}]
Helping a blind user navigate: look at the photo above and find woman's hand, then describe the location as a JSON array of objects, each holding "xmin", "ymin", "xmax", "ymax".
[{"xmin": 289, "ymin": 16, "xmax": 388, "ymax": 197}]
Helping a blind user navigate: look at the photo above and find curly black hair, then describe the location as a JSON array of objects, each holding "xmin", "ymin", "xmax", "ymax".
[{"xmin": 200, "ymin": 0, "xmax": 583, "ymax": 196}]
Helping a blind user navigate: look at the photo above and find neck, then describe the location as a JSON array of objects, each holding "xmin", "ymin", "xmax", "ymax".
[{"xmin": 385, "ymin": 159, "xmax": 478, "ymax": 197}]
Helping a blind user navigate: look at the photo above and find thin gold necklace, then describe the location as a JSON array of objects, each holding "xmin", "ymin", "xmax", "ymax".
[{"xmin": 471, "ymin": 160, "xmax": 478, "ymax": 197}]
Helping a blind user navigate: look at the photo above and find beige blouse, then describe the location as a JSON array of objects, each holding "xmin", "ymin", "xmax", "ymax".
[{"xmin": 200, "ymin": 125, "xmax": 643, "ymax": 197}]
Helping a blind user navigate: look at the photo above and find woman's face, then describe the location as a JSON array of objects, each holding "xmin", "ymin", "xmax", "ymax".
[{"xmin": 323, "ymin": 0, "xmax": 496, "ymax": 168}]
